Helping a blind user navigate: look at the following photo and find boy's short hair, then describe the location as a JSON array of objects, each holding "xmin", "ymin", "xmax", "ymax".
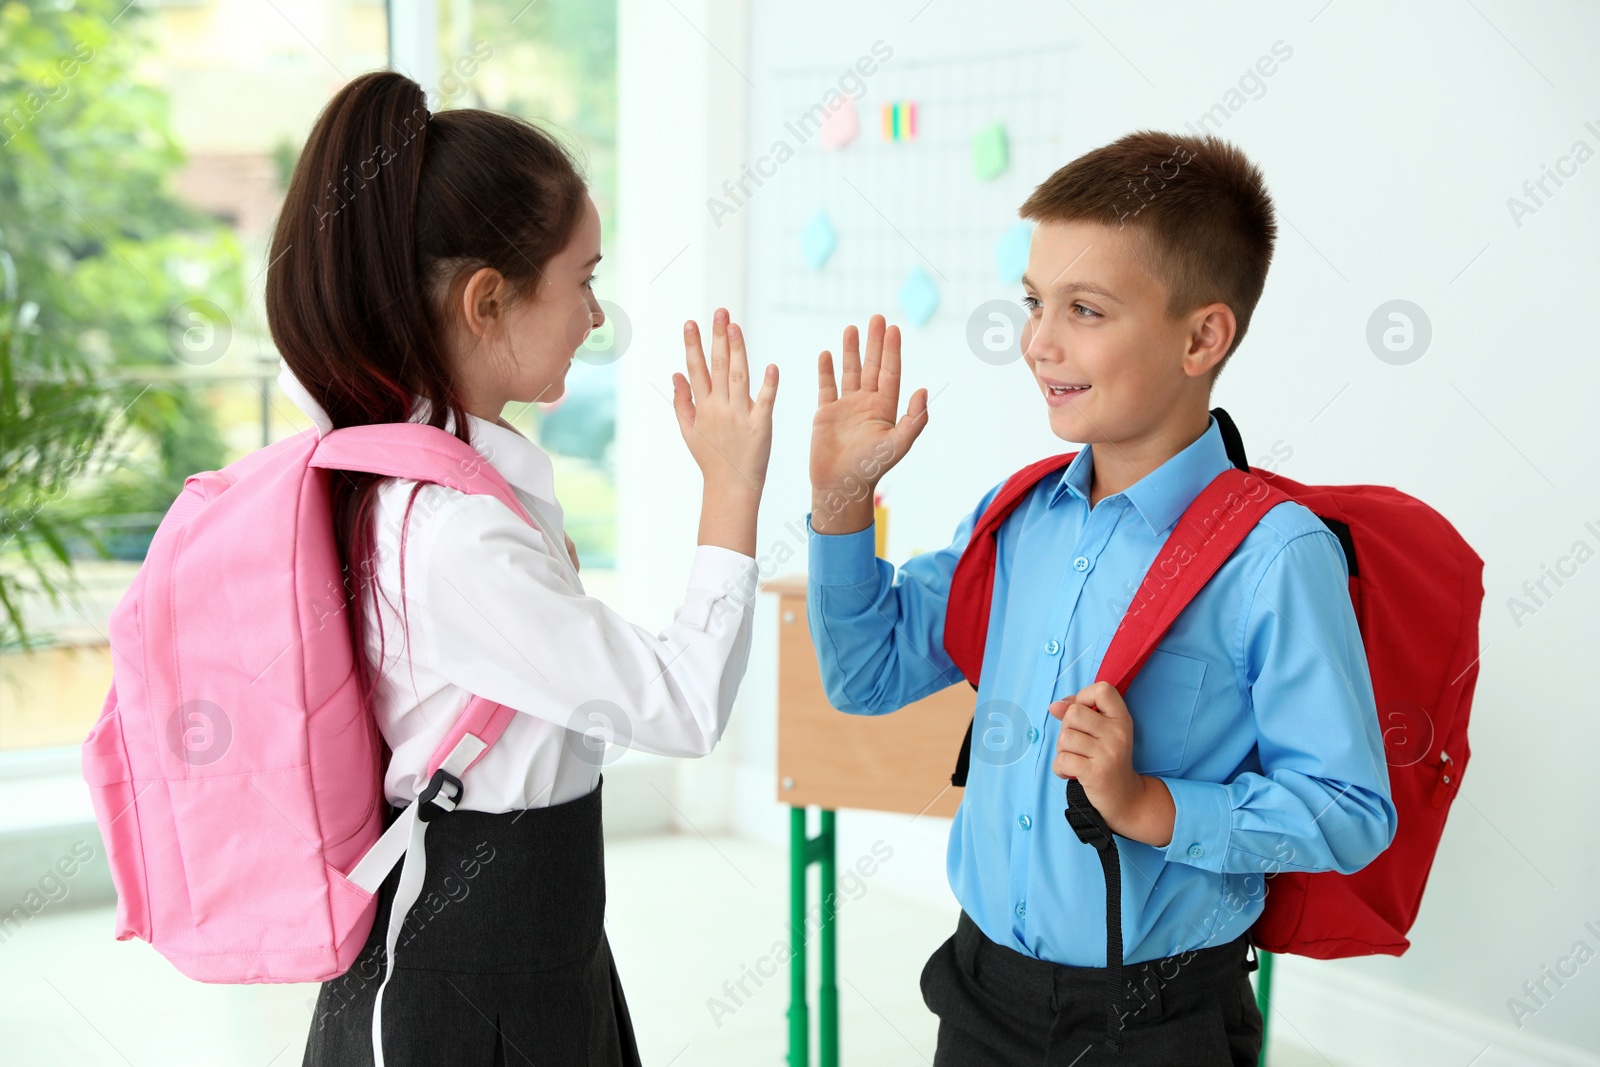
[{"xmin": 1019, "ymin": 130, "xmax": 1276, "ymax": 372}]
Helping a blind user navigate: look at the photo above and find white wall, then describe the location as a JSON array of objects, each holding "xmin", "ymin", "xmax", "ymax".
[{"xmin": 616, "ymin": 1, "xmax": 1600, "ymax": 1062}]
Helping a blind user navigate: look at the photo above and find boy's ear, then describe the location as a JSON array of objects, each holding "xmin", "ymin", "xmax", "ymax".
[{"xmin": 1182, "ymin": 302, "xmax": 1236, "ymax": 379}]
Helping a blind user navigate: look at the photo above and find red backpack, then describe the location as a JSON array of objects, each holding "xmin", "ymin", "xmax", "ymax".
[{"xmin": 942, "ymin": 408, "xmax": 1482, "ymax": 1042}]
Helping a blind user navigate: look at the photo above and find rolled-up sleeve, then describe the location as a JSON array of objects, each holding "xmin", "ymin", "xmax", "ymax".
[
  {"xmin": 1159, "ymin": 528, "xmax": 1398, "ymax": 875},
  {"xmin": 413, "ymin": 492, "xmax": 759, "ymax": 758},
  {"xmin": 805, "ymin": 480, "xmax": 1003, "ymax": 715}
]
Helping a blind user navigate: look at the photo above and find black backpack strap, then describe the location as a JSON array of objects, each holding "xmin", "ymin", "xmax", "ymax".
[
  {"xmin": 1065, "ymin": 777, "xmax": 1126, "ymax": 1051},
  {"xmin": 951, "ymin": 686, "xmax": 976, "ymax": 788}
]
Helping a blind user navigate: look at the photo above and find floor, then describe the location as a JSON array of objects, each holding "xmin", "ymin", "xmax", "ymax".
[{"xmin": 1, "ymin": 833, "xmax": 1332, "ymax": 1066}]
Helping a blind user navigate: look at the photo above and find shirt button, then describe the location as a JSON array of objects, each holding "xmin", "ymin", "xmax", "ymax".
[
  {"xmin": 1044, "ymin": 639, "xmax": 1061, "ymax": 655},
  {"xmin": 1073, "ymin": 555, "xmax": 1090, "ymax": 571},
  {"xmin": 1188, "ymin": 844, "xmax": 1205, "ymax": 859},
  {"xmin": 1018, "ymin": 813, "xmax": 1032, "ymax": 831},
  {"xmin": 1027, "ymin": 726, "xmax": 1040, "ymax": 744},
  {"xmin": 1015, "ymin": 901, "xmax": 1027, "ymax": 919}
]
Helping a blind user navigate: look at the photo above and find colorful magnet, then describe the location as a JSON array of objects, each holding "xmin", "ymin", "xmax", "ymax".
[{"xmin": 881, "ymin": 101, "xmax": 918, "ymax": 142}]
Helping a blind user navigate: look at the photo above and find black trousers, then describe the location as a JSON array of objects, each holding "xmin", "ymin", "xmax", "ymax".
[
  {"xmin": 921, "ymin": 911, "xmax": 1263, "ymax": 1066},
  {"xmin": 303, "ymin": 776, "xmax": 641, "ymax": 1067}
]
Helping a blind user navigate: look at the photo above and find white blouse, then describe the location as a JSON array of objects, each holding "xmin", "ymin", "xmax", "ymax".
[{"xmin": 279, "ymin": 361, "xmax": 760, "ymax": 812}]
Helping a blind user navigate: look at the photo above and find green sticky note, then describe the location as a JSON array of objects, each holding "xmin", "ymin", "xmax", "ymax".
[{"xmin": 972, "ymin": 122, "xmax": 1009, "ymax": 182}]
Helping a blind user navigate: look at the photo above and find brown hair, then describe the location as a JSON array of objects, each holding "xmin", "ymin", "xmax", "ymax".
[
  {"xmin": 1019, "ymin": 129, "xmax": 1276, "ymax": 370},
  {"xmin": 265, "ymin": 70, "xmax": 586, "ymax": 709}
]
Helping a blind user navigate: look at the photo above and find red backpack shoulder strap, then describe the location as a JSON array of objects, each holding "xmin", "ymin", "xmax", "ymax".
[
  {"xmin": 944, "ymin": 451, "xmax": 1078, "ymax": 686},
  {"xmin": 1096, "ymin": 466, "xmax": 1292, "ymax": 690}
]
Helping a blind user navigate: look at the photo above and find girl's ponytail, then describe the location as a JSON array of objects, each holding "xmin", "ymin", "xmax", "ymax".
[{"xmin": 266, "ymin": 71, "xmax": 451, "ymax": 433}]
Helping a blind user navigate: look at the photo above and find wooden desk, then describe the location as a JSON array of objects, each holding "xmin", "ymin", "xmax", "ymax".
[
  {"xmin": 761, "ymin": 573, "xmax": 974, "ymax": 1066},
  {"xmin": 764, "ymin": 574, "xmax": 974, "ymax": 817}
]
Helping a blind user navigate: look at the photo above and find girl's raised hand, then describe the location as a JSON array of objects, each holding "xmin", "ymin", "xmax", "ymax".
[{"xmin": 671, "ymin": 308, "xmax": 779, "ymax": 496}]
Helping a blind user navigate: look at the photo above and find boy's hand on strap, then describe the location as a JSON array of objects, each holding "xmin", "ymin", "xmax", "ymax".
[{"xmin": 1050, "ymin": 682, "xmax": 1176, "ymax": 849}]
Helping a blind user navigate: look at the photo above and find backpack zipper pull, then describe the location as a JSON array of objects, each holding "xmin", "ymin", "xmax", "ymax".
[{"xmin": 1430, "ymin": 749, "xmax": 1455, "ymax": 809}]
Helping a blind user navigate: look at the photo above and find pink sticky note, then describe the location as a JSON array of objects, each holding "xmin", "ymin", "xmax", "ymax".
[{"xmin": 820, "ymin": 95, "xmax": 858, "ymax": 151}]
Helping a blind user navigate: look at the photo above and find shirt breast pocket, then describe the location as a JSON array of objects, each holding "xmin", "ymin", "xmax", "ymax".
[{"xmin": 1094, "ymin": 632, "xmax": 1207, "ymax": 775}]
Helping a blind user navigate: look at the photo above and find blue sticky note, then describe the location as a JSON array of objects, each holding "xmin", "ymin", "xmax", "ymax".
[
  {"xmin": 801, "ymin": 211, "xmax": 837, "ymax": 270},
  {"xmin": 898, "ymin": 265, "xmax": 939, "ymax": 327},
  {"xmin": 996, "ymin": 221, "xmax": 1033, "ymax": 285}
]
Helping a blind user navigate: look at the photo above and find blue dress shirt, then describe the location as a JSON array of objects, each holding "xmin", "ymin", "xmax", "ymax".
[{"xmin": 805, "ymin": 415, "xmax": 1398, "ymax": 966}]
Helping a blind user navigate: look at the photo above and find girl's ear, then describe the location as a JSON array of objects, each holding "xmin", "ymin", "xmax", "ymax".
[{"xmin": 460, "ymin": 265, "xmax": 510, "ymax": 339}]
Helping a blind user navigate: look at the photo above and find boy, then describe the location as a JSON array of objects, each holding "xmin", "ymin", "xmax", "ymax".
[{"xmin": 803, "ymin": 131, "xmax": 1397, "ymax": 1066}]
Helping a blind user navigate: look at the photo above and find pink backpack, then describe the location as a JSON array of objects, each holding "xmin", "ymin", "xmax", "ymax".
[{"xmin": 80, "ymin": 422, "xmax": 530, "ymax": 1059}]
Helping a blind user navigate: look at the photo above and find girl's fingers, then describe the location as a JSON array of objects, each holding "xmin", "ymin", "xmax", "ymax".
[
  {"xmin": 754, "ymin": 362, "xmax": 779, "ymax": 415},
  {"xmin": 728, "ymin": 321, "xmax": 750, "ymax": 401},
  {"xmin": 840, "ymin": 324, "xmax": 861, "ymax": 394},
  {"xmin": 709, "ymin": 307, "xmax": 730, "ymax": 399},
  {"xmin": 682, "ymin": 320, "xmax": 711, "ymax": 401},
  {"xmin": 670, "ymin": 372, "xmax": 695, "ymax": 434},
  {"xmin": 817, "ymin": 350, "xmax": 838, "ymax": 406},
  {"xmin": 861, "ymin": 314, "xmax": 885, "ymax": 392}
]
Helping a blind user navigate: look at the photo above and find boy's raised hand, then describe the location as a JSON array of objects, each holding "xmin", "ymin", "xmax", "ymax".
[{"xmin": 811, "ymin": 314, "xmax": 929, "ymax": 500}]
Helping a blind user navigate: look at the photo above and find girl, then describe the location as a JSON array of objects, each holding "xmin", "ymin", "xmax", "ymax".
[{"xmin": 265, "ymin": 71, "xmax": 778, "ymax": 1066}]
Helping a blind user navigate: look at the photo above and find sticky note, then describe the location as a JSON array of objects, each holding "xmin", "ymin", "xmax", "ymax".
[
  {"xmin": 820, "ymin": 95, "xmax": 858, "ymax": 151},
  {"xmin": 881, "ymin": 101, "xmax": 917, "ymax": 142},
  {"xmin": 972, "ymin": 121, "xmax": 1009, "ymax": 181},
  {"xmin": 801, "ymin": 211, "xmax": 837, "ymax": 270},
  {"xmin": 898, "ymin": 265, "xmax": 939, "ymax": 327},
  {"xmin": 995, "ymin": 221, "xmax": 1033, "ymax": 285}
]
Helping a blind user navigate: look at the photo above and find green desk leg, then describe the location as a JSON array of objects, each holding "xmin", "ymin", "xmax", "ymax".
[
  {"xmin": 1255, "ymin": 949, "xmax": 1274, "ymax": 1066},
  {"xmin": 788, "ymin": 806, "xmax": 839, "ymax": 1067}
]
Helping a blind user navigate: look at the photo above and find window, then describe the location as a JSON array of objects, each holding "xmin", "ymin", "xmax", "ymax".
[{"xmin": 0, "ymin": 0, "xmax": 617, "ymax": 754}]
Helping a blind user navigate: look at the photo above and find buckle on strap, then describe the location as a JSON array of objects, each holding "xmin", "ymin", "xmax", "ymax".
[{"xmin": 416, "ymin": 768, "xmax": 463, "ymax": 823}]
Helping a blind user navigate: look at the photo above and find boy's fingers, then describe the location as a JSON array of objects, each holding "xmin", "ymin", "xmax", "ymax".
[
  {"xmin": 893, "ymin": 387, "xmax": 929, "ymax": 454},
  {"xmin": 817, "ymin": 350, "xmax": 839, "ymax": 406},
  {"xmin": 877, "ymin": 323, "xmax": 902, "ymax": 406},
  {"xmin": 1062, "ymin": 703, "xmax": 1102, "ymax": 737},
  {"xmin": 1057, "ymin": 729, "xmax": 1096, "ymax": 759},
  {"xmin": 710, "ymin": 307, "xmax": 729, "ymax": 398},
  {"xmin": 862, "ymin": 314, "xmax": 885, "ymax": 392},
  {"xmin": 1078, "ymin": 681, "xmax": 1127, "ymax": 717},
  {"xmin": 1053, "ymin": 751, "xmax": 1089, "ymax": 780},
  {"xmin": 841, "ymin": 324, "xmax": 861, "ymax": 394},
  {"xmin": 682, "ymin": 321, "xmax": 711, "ymax": 401}
]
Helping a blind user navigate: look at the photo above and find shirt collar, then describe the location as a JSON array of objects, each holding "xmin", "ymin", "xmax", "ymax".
[
  {"xmin": 1047, "ymin": 414, "xmax": 1234, "ymax": 536},
  {"xmin": 277, "ymin": 357, "xmax": 560, "ymax": 508}
]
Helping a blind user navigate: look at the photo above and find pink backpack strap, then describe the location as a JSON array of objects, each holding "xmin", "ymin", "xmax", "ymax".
[
  {"xmin": 308, "ymin": 421, "xmax": 528, "ymax": 775},
  {"xmin": 308, "ymin": 421, "xmax": 535, "ymax": 527}
]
